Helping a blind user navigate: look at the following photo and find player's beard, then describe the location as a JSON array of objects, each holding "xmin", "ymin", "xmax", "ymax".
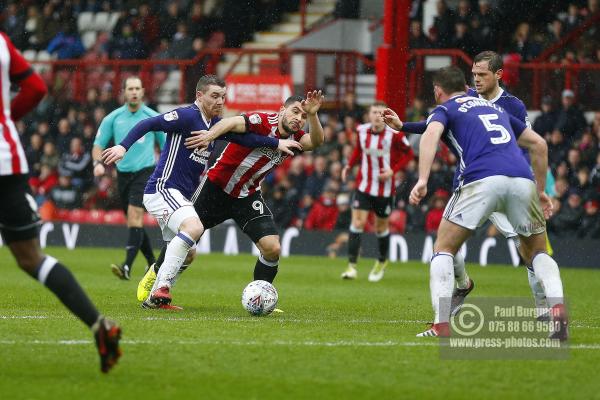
[{"xmin": 281, "ymin": 116, "xmax": 297, "ymax": 137}]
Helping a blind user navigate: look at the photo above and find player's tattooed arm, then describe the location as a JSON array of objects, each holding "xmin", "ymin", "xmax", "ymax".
[
  {"xmin": 409, "ymin": 121, "xmax": 444, "ymax": 205},
  {"xmin": 299, "ymin": 90, "xmax": 325, "ymax": 151}
]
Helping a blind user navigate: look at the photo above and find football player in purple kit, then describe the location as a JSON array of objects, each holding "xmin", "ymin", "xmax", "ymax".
[
  {"xmin": 404, "ymin": 66, "xmax": 567, "ymax": 339},
  {"xmin": 102, "ymin": 75, "xmax": 301, "ymax": 309},
  {"xmin": 384, "ymin": 51, "xmax": 551, "ymax": 318}
]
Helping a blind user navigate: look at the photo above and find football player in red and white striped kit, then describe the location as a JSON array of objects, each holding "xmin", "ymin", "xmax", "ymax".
[
  {"xmin": 341, "ymin": 101, "xmax": 414, "ymax": 282},
  {"xmin": 0, "ymin": 32, "xmax": 121, "ymax": 372},
  {"xmin": 175, "ymin": 91, "xmax": 325, "ymax": 288}
]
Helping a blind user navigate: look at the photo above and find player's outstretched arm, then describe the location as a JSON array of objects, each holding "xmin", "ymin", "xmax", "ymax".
[
  {"xmin": 517, "ymin": 127, "xmax": 553, "ymax": 218},
  {"xmin": 299, "ymin": 90, "xmax": 325, "ymax": 151},
  {"xmin": 409, "ymin": 122, "xmax": 444, "ymax": 205},
  {"xmin": 185, "ymin": 116, "xmax": 247, "ymax": 149}
]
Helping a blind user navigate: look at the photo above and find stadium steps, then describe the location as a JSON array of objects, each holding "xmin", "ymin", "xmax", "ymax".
[{"xmin": 216, "ymin": 0, "xmax": 337, "ymax": 82}]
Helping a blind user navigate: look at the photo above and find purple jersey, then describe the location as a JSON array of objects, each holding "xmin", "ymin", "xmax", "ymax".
[
  {"xmin": 427, "ymin": 94, "xmax": 532, "ymax": 188},
  {"xmin": 467, "ymin": 87, "xmax": 531, "ymax": 162},
  {"xmin": 120, "ymin": 103, "xmax": 278, "ymax": 199}
]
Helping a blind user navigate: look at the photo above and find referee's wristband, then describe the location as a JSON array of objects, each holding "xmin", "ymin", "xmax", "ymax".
[{"xmin": 93, "ymin": 160, "xmax": 103, "ymax": 167}]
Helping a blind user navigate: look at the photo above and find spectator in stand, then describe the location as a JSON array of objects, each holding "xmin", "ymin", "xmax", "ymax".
[
  {"xmin": 546, "ymin": 19, "xmax": 564, "ymax": 47},
  {"xmin": 562, "ymin": 3, "xmax": 584, "ymax": 33},
  {"xmin": 566, "ymin": 148, "xmax": 583, "ymax": 183},
  {"xmin": 160, "ymin": 1, "xmax": 180, "ymax": 41},
  {"xmin": 425, "ymin": 189, "xmax": 449, "ymax": 234},
  {"xmin": 409, "ymin": 19, "xmax": 432, "ymax": 49},
  {"xmin": 267, "ymin": 185, "xmax": 295, "ymax": 229},
  {"xmin": 578, "ymin": 131, "xmax": 597, "ymax": 167},
  {"xmin": 548, "ymin": 130, "xmax": 569, "ymax": 170},
  {"xmin": 25, "ymin": 133, "xmax": 43, "ymax": 177},
  {"xmin": 46, "ymin": 24, "xmax": 85, "ymax": 60},
  {"xmin": 287, "ymin": 156, "xmax": 307, "ymax": 198},
  {"xmin": 405, "ymin": 96, "xmax": 428, "ymax": 123},
  {"xmin": 168, "ymin": 22, "xmax": 195, "ymax": 59},
  {"xmin": 304, "ymin": 155, "xmax": 329, "ymax": 199},
  {"xmin": 41, "ymin": 141, "xmax": 59, "ymax": 171},
  {"xmin": 549, "ymin": 190, "xmax": 584, "ymax": 235},
  {"xmin": 50, "ymin": 174, "xmax": 82, "ymax": 209},
  {"xmin": 337, "ymin": 93, "xmax": 364, "ymax": 123},
  {"xmin": 108, "ymin": 24, "xmax": 147, "ymax": 59},
  {"xmin": 188, "ymin": 1, "xmax": 209, "ymax": 39},
  {"xmin": 533, "ymin": 96, "xmax": 557, "ymax": 139},
  {"xmin": 58, "ymin": 137, "xmax": 92, "ymax": 189},
  {"xmin": 472, "ymin": 0, "xmax": 498, "ymax": 50},
  {"xmin": 133, "ymin": 3, "xmax": 160, "ymax": 50},
  {"xmin": 54, "ymin": 118, "xmax": 75, "ymax": 155},
  {"xmin": 575, "ymin": 167, "xmax": 595, "ymax": 201},
  {"xmin": 582, "ymin": 0, "xmax": 599, "ymax": 17},
  {"xmin": 433, "ymin": 0, "xmax": 455, "ymax": 48},
  {"xmin": 554, "ymin": 177, "xmax": 570, "ymax": 201},
  {"xmin": 578, "ymin": 199, "xmax": 600, "ymax": 238},
  {"xmin": 24, "ymin": 5, "xmax": 42, "ymax": 50},
  {"xmin": 3, "ymin": 3, "xmax": 26, "ymax": 48},
  {"xmin": 455, "ymin": 0, "xmax": 474, "ymax": 26},
  {"xmin": 314, "ymin": 125, "xmax": 341, "ymax": 157},
  {"xmin": 30, "ymin": 164, "xmax": 58, "ymax": 205},
  {"xmin": 37, "ymin": 3, "xmax": 61, "ymax": 49},
  {"xmin": 304, "ymin": 185, "xmax": 339, "ymax": 232},
  {"xmin": 507, "ymin": 22, "xmax": 535, "ymax": 61},
  {"xmin": 555, "ymin": 89, "xmax": 587, "ymax": 144},
  {"xmin": 452, "ymin": 21, "xmax": 476, "ymax": 55},
  {"xmin": 590, "ymin": 153, "xmax": 600, "ymax": 187}
]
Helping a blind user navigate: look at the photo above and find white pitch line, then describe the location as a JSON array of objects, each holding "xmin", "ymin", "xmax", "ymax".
[{"xmin": 0, "ymin": 339, "xmax": 598, "ymax": 349}]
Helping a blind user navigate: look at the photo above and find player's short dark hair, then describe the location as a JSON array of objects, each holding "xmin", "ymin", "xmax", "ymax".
[
  {"xmin": 370, "ymin": 101, "xmax": 388, "ymax": 110},
  {"xmin": 122, "ymin": 76, "xmax": 142, "ymax": 90},
  {"xmin": 473, "ymin": 51, "xmax": 503, "ymax": 72},
  {"xmin": 284, "ymin": 95, "xmax": 304, "ymax": 107},
  {"xmin": 196, "ymin": 74, "xmax": 226, "ymax": 93},
  {"xmin": 432, "ymin": 66, "xmax": 467, "ymax": 94}
]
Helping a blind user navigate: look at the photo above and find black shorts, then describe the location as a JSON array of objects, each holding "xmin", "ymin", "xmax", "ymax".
[
  {"xmin": 0, "ymin": 175, "xmax": 41, "ymax": 243},
  {"xmin": 117, "ymin": 167, "xmax": 154, "ymax": 212},
  {"xmin": 194, "ymin": 178, "xmax": 278, "ymax": 243},
  {"xmin": 352, "ymin": 190, "xmax": 394, "ymax": 218}
]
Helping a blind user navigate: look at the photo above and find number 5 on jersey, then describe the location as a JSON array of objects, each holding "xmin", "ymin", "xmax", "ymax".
[{"xmin": 478, "ymin": 114, "xmax": 511, "ymax": 145}]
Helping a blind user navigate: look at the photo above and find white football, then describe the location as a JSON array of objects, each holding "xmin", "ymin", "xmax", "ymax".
[{"xmin": 241, "ymin": 280, "xmax": 278, "ymax": 316}]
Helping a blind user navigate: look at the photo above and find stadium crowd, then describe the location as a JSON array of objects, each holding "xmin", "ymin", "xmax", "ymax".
[{"xmin": 2, "ymin": 0, "xmax": 599, "ymax": 238}]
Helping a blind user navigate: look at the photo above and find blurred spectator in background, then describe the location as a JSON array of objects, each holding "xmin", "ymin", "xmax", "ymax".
[
  {"xmin": 507, "ymin": 22, "xmax": 534, "ymax": 61},
  {"xmin": 305, "ymin": 155, "xmax": 329, "ymax": 199},
  {"xmin": 304, "ymin": 185, "xmax": 339, "ymax": 232},
  {"xmin": 334, "ymin": 0, "xmax": 361, "ymax": 19},
  {"xmin": 433, "ymin": 0, "xmax": 455, "ymax": 48},
  {"xmin": 533, "ymin": 96, "xmax": 557, "ymax": 138},
  {"xmin": 3, "ymin": 2, "xmax": 26, "ymax": 48},
  {"xmin": 46, "ymin": 23, "xmax": 85, "ymax": 60},
  {"xmin": 41, "ymin": 141, "xmax": 59, "ymax": 171},
  {"xmin": 160, "ymin": 2, "xmax": 180, "ymax": 41},
  {"xmin": 555, "ymin": 90, "xmax": 587, "ymax": 144},
  {"xmin": 50, "ymin": 174, "xmax": 82, "ymax": 209},
  {"xmin": 55, "ymin": 118, "xmax": 75, "ymax": 154},
  {"xmin": 30, "ymin": 164, "xmax": 59, "ymax": 205},
  {"xmin": 58, "ymin": 137, "xmax": 92, "ymax": 189},
  {"xmin": 169, "ymin": 22, "xmax": 194, "ymax": 59},
  {"xmin": 425, "ymin": 189, "xmax": 449, "ymax": 234},
  {"xmin": 25, "ymin": 133, "xmax": 43, "ymax": 178},
  {"xmin": 548, "ymin": 130, "xmax": 569, "ymax": 170},
  {"xmin": 472, "ymin": 0, "xmax": 498, "ymax": 50},
  {"xmin": 337, "ymin": 93, "xmax": 364, "ymax": 123},
  {"xmin": 452, "ymin": 21, "xmax": 476, "ymax": 54},
  {"xmin": 267, "ymin": 185, "xmax": 295, "ymax": 229},
  {"xmin": 108, "ymin": 24, "xmax": 147, "ymax": 59},
  {"xmin": 409, "ymin": 19, "xmax": 432, "ymax": 49},
  {"xmin": 24, "ymin": 5, "xmax": 42, "ymax": 50},
  {"xmin": 549, "ymin": 189, "xmax": 584, "ymax": 235},
  {"xmin": 578, "ymin": 199, "xmax": 600, "ymax": 238},
  {"xmin": 562, "ymin": 3, "xmax": 584, "ymax": 33}
]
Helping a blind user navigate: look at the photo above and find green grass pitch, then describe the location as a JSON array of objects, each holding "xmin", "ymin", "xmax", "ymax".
[{"xmin": 0, "ymin": 246, "xmax": 599, "ymax": 399}]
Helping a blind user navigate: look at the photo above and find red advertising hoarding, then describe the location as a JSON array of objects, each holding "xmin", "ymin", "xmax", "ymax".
[{"xmin": 226, "ymin": 75, "xmax": 293, "ymax": 111}]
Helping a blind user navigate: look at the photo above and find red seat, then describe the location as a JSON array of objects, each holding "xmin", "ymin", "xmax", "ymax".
[{"xmin": 104, "ymin": 210, "xmax": 126, "ymax": 225}]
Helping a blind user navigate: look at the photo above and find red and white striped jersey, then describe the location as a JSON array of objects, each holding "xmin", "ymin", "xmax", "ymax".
[
  {"xmin": 347, "ymin": 123, "xmax": 413, "ymax": 198},
  {"xmin": 0, "ymin": 33, "xmax": 34, "ymax": 176},
  {"xmin": 207, "ymin": 112, "xmax": 306, "ymax": 198}
]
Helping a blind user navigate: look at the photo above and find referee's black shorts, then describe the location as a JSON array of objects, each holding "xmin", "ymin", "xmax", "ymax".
[
  {"xmin": 0, "ymin": 174, "xmax": 41, "ymax": 243},
  {"xmin": 116, "ymin": 167, "xmax": 153, "ymax": 212}
]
